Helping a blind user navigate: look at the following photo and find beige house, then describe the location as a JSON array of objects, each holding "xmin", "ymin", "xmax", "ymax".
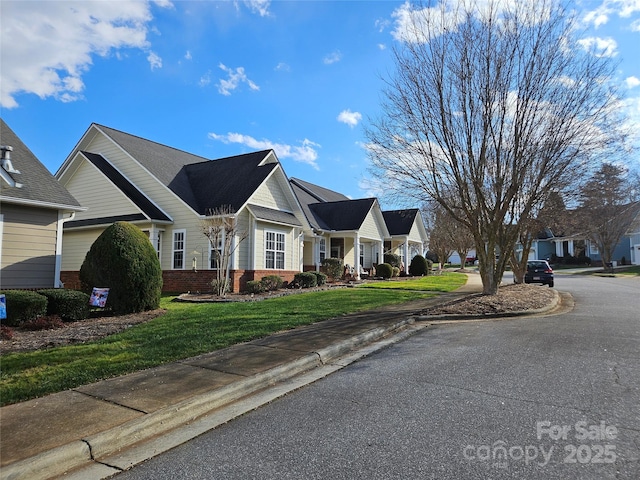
[
  {"xmin": 55, "ymin": 124, "xmax": 429, "ymax": 292},
  {"xmin": 0, "ymin": 119, "xmax": 84, "ymax": 289},
  {"xmin": 382, "ymin": 209, "xmax": 430, "ymax": 273}
]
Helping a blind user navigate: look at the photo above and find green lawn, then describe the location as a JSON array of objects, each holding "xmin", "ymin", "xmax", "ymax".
[
  {"xmin": 0, "ymin": 275, "xmax": 465, "ymax": 406},
  {"xmin": 357, "ymin": 272, "xmax": 467, "ymax": 292}
]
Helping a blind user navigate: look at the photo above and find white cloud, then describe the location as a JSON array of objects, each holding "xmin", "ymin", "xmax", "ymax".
[
  {"xmin": 337, "ymin": 109, "xmax": 363, "ymax": 128},
  {"xmin": 217, "ymin": 63, "xmax": 260, "ymax": 95},
  {"xmin": 577, "ymin": 36, "xmax": 618, "ymax": 57},
  {"xmin": 243, "ymin": 0, "xmax": 271, "ymax": 17},
  {"xmin": 0, "ymin": 0, "xmax": 168, "ymax": 108},
  {"xmin": 323, "ymin": 51, "xmax": 342, "ymax": 65},
  {"xmin": 209, "ymin": 132, "xmax": 320, "ymax": 169},
  {"xmin": 626, "ymin": 76, "xmax": 640, "ymax": 88},
  {"xmin": 275, "ymin": 62, "xmax": 291, "ymax": 72},
  {"xmin": 147, "ymin": 51, "xmax": 162, "ymax": 70},
  {"xmin": 185, "ymin": 50, "xmax": 192, "ymax": 60},
  {"xmin": 583, "ymin": 0, "xmax": 640, "ymax": 27},
  {"xmin": 199, "ymin": 70, "xmax": 212, "ymax": 87}
]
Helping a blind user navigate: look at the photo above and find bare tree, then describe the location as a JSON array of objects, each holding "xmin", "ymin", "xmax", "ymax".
[
  {"xmin": 579, "ymin": 163, "xmax": 640, "ymax": 272},
  {"xmin": 510, "ymin": 191, "xmax": 566, "ymax": 283},
  {"xmin": 366, "ymin": 0, "xmax": 626, "ymax": 294},
  {"xmin": 423, "ymin": 202, "xmax": 458, "ymax": 267},
  {"xmin": 200, "ymin": 206, "xmax": 248, "ymax": 297}
]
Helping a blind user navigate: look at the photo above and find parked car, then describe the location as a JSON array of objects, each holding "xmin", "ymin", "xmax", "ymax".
[{"xmin": 524, "ymin": 260, "xmax": 554, "ymax": 287}]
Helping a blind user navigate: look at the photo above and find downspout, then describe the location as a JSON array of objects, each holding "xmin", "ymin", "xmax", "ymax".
[{"xmin": 55, "ymin": 211, "xmax": 76, "ymax": 288}]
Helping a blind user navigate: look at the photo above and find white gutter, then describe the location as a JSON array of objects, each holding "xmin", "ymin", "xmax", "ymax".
[{"xmin": 54, "ymin": 211, "xmax": 76, "ymax": 288}]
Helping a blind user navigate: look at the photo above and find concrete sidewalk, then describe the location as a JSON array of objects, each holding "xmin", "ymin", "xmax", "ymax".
[{"xmin": 0, "ymin": 275, "xmax": 485, "ymax": 480}]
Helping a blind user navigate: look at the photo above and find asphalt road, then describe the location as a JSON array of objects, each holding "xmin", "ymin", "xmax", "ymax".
[{"xmin": 117, "ymin": 273, "xmax": 640, "ymax": 479}]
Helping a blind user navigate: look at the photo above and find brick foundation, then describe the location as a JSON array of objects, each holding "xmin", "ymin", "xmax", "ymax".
[{"xmin": 61, "ymin": 269, "xmax": 300, "ymax": 294}]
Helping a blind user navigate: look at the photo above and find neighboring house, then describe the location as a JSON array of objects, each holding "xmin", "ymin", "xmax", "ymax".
[
  {"xmin": 382, "ymin": 209, "xmax": 429, "ymax": 273},
  {"xmin": 526, "ymin": 203, "xmax": 640, "ymax": 266},
  {"xmin": 56, "ymin": 123, "xmax": 308, "ymax": 292},
  {"xmin": 291, "ymin": 178, "xmax": 389, "ymax": 277},
  {"xmin": 291, "ymin": 178, "xmax": 429, "ymax": 276},
  {"xmin": 0, "ymin": 119, "xmax": 84, "ymax": 289},
  {"xmin": 55, "ymin": 124, "xmax": 430, "ymax": 292}
]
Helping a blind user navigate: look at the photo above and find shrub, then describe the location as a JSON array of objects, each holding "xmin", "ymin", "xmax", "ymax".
[
  {"xmin": 425, "ymin": 258, "xmax": 433, "ymax": 274},
  {"xmin": 260, "ymin": 275, "xmax": 283, "ymax": 291},
  {"xmin": 1, "ymin": 325, "xmax": 14, "ymax": 340},
  {"xmin": 425, "ymin": 251, "xmax": 439, "ymax": 264},
  {"xmin": 322, "ymin": 257, "xmax": 343, "ymax": 280},
  {"xmin": 384, "ymin": 253, "xmax": 401, "ymax": 268},
  {"xmin": 245, "ymin": 280, "xmax": 265, "ymax": 294},
  {"xmin": 376, "ymin": 263, "xmax": 393, "ymax": 279},
  {"xmin": 409, "ymin": 255, "xmax": 429, "ymax": 276},
  {"xmin": 392, "ymin": 266, "xmax": 400, "ymax": 277},
  {"xmin": 22, "ymin": 315, "xmax": 65, "ymax": 331},
  {"xmin": 292, "ymin": 272, "xmax": 317, "ymax": 288},
  {"xmin": 211, "ymin": 278, "xmax": 230, "ymax": 295},
  {"xmin": 37, "ymin": 289, "xmax": 90, "ymax": 322},
  {"xmin": 79, "ymin": 222, "xmax": 163, "ymax": 315},
  {"xmin": 311, "ymin": 271, "xmax": 327, "ymax": 286},
  {"xmin": 0, "ymin": 290, "xmax": 47, "ymax": 327}
]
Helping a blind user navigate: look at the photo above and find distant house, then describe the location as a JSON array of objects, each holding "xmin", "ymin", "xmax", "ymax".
[
  {"xmin": 532, "ymin": 202, "xmax": 640, "ymax": 266},
  {"xmin": 55, "ymin": 124, "xmax": 429, "ymax": 292},
  {"xmin": 0, "ymin": 119, "xmax": 84, "ymax": 289},
  {"xmin": 291, "ymin": 178, "xmax": 390, "ymax": 277},
  {"xmin": 382, "ymin": 209, "xmax": 429, "ymax": 273}
]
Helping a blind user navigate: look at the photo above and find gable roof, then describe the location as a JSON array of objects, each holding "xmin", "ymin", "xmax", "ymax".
[
  {"xmin": 382, "ymin": 209, "xmax": 420, "ymax": 236},
  {"xmin": 290, "ymin": 177, "xmax": 350, "ymax": 203},
  {"xmin": 66, "ymin": 124, "xmax": 281, "ymax": 217},
  {"xmin": 181, "ymin": 151, "xmax": 278, "ymax": 215},
  {"xmin": 0, "ymin": 118, "xmax": 82, "ymax": 210},
  {"xmin": 80, "ymin": 152, "xmax": 171, "ymax": 223},
  {"xmin": 309, "ymin": 198, "xmax": 378, "ymax": 231}
]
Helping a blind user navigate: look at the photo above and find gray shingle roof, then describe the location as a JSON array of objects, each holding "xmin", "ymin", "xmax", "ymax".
[
  {"xmin": 247, "ymin": 204, "xmax": 302, "ymax": 226},
  {"xmin": 382, "ymin": 209, "xmax": 419, "ymax": 236},
  {"xmin": 309, "ymin": 198, "xmax": 377, "ymax": 231},
  {"xmin": 93, "ymin": 124, "xmax": 278, "ymax": 215},
  {"xmin": 1, "ymin": 119, "xmax": 81, "ymax": 209}
]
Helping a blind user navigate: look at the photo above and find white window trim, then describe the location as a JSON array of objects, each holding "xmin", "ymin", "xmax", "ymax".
[
  {"xmin": 319, "ymin": 237, "xmax": 326, "ymax": 262},
  {"xmin": 208, "ymin": 230, "xmax": 224, "ymax": 270},
  {"xmin": 265, "ymin": 230, "xmax": 286, "ymax": 270},
  {"xmin": 172, "ymin": 229, "xmax": 186, "ymax": 270}
]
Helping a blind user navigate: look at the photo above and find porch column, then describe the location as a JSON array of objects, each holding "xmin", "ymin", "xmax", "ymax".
[
  {"xmin": 354, "ymin": 234, "xmax": 361, "ymax": 280},
  {"xmin": 555, "ymin": 241, "xmax": 563, "ymax": 257},
  {"xmin": 403, "ymin": 237, "xmax": 409, "ymax": 274},
  {"xmin": 568, "ymin": 240, "xmax": 575, "ymax": 256}
]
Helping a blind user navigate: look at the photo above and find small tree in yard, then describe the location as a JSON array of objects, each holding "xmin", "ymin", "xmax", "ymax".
[
  {"xmin": 79, "ymin": 222, "xmax": 162, "ymax": 314},
  {"xmin": 200, "ymin": 206, "xmax": 248, "ymax": 297}
]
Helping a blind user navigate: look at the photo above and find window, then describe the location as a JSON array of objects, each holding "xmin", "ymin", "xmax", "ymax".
[
  {"xmin": 265, "ymin": 231, "xmax": 285, "ymax": 269},
  {"xmin": 359, "ymin": 243, "xmax": 364, "ymax": 266},
  {"xmin": 172, "ymin": 230, "xmax": 186, "ymax": 269},
  {"xmin": 155, "ymin": 231, "xmax": 162, "ymax": 260},
  {"xmin": 319, "ymin": 238, "xmax": 326, "ymax": 262},
  {"xmin": 209, "ymin": 233, "xmax": 223, "ymax": 269}
]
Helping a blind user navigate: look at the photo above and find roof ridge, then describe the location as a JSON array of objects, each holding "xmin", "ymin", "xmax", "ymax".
[{"xmin": 94, "ymin": 123, "xmax": 210, "ymax": 162}]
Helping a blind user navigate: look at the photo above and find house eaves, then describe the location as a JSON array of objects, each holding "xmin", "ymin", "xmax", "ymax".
[
  {"xmin": 1, "ymin": 118, "xmax": 83, "ymax": 210},
  {"xmin": 247, "ymin": 204, "xmax": 303, "ymax": 227}
]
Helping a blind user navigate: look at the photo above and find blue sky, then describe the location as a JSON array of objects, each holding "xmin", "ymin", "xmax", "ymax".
[{"xmin": 2, "ymin": 0, "xmax": 639, "ymax": 206}]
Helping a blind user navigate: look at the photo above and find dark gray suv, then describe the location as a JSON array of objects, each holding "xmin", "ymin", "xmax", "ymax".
[{"xmin": 524, "ymin": 260, "xmax": 554, "ymax": 287}]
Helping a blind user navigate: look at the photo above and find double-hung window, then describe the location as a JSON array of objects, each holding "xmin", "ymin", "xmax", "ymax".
[
  {"xmin": 265, "ymin": 231, "xmax": 285, "ymax": 269},
  {"xmin": 172, "ymin": 229, "xmax": 186, "ymax": 269},
  {"xmin": 319, "ymin": 238, "xmax": 326, "ymax": 262},
  {"xmin": 209, "ymin": 233, "xmax": 223, "ymax": 269}
]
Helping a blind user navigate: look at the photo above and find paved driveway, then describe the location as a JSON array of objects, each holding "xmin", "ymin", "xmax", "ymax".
[{"xmin": 117, "ymin": 274, "xmax": 640, "ymax": 479}]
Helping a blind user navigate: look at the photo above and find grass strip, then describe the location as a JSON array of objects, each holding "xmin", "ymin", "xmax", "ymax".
[
  {"xmin": 357, "ymin": 272, "xmax": 467, "ymax": 291},
  {"xmin": 0, "ymin": 283, "xmax": 463, "ymax": 406}
]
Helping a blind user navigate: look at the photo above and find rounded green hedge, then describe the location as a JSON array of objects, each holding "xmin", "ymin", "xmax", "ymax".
[
  {"xmin": 79, "ymin": 222, "xmax": 162, "ymax": 314},
  {"xmin": 409, "ymin": 255, "xmax": 429, "ymax": 276},
  {"xmin": 376, "ymin": 263, "xmax": 393, "ymax": 279}
]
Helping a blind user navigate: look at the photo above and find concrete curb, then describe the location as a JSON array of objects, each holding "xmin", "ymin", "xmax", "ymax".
[
  {"xmin": 0, "ymin": 318, "xmax": 413, "ymax": 480},
  {"xmin": 414, "ymin": 288, "xmax": 561, "ymax": 322}
]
